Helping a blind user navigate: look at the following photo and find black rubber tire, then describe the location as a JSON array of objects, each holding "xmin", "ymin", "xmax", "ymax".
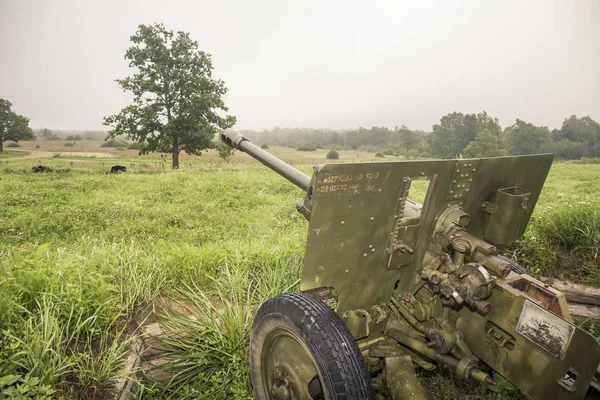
[{"xmin": 250, "ymin": 292, "xmax": 374, "ymax": 400}]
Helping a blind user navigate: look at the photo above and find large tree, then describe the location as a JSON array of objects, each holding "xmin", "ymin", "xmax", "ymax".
[
  {"xmin": 104, "ymin": 24, "xmax": 236, "ymax": 169},
  {"xmin": 464, "ymin": 129, "xmax": 506, "ymax": 157},
  {"xmin": 465, "ymin": 111, "xmax": 506, "ymax": 157},
  {"xmin": 557, "ymin": 115, "xmax": 600, "ymax": 146},
  {"xmin": 0, "ymin": 99, "xmax": 35, "ymax": 152},
  {"xmin": 504, "ymin": 119, "xmax": 551, "ymax": 155},
  {"xmin": 397, "ymin": 125, "xmax": 424, "ymax": 155},
  {"xmin": 428, "ymin": 112, "xmax": 478, "ymax": 158}
]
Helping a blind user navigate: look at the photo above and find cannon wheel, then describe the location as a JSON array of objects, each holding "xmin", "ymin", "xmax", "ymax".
[{"xmin": 250, "ymin": 292, "xmax": 373, "ymax": 399}]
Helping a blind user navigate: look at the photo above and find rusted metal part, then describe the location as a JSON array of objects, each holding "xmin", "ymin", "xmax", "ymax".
[
  {"xmin": 499, "ymin": 275, "xmax": 571, "ymax": 319},
  {"xmin": 516, "ymin": 300, "xmax": 574, "ymax": 360}
]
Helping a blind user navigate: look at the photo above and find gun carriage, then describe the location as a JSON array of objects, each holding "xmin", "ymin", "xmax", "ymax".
[{"xmin": 221, "ymin": 130, "xmax": 600, "ymax": 400}]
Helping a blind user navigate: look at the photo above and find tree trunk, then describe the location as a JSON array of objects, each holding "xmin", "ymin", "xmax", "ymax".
[
  {"xmin": 172, "ymin": 134, "xmax": 179, "ymax": 169},
  {"xmin": 0, "ymin": 136, "xmax": 3, "ymax": 152}
]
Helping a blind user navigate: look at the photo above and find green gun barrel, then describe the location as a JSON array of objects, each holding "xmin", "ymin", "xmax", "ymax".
[{"xmin": 220, "ymin": 130, "xmax": 311, "ymax": 191}]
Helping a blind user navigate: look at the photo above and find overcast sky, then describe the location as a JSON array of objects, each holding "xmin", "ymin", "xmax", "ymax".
[{"xmin": 1, "ymin": 0, "xmax": 599, "ymax": 132}]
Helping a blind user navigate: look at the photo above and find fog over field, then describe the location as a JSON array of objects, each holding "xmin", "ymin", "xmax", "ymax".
[{"xmin": 1, "ymin": 0, "xmax": 599, "ymax": 131}]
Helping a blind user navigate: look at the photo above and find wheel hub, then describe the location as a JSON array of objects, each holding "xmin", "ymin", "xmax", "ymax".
[{"xmin": 271, "ymin": 368, "xmax": 293, "ymax": 399}]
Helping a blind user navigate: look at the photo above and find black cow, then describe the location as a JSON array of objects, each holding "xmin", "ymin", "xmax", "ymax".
[{"xmin": 110, "ymin": 165, "xmax": 127, "ymax": 173}]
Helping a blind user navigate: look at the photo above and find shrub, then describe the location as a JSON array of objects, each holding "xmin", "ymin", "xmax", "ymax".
[
  {"xmin": 383, "ymin": 149, "xmax": 394, "ymax": 156},
  {"xmin": 215, "ymin": 141, "xmax": 235, "ymax": 161},
  {"xmin": 128, "ymin": 142, "xmax": 140, "ymax": 150},
  {"xmin": 31, "ymin": 164, "xmax": 52, "ymax": 173},
  {"xmin": 64, "ymin": 142, "xmax": 74, "ymax": 147},
  {"xmin": 326, "ymin": 150, "xmax": 340, "ymax": 160},
  {"xmin": 574, "ymin": 157, "xmax": 600, "ymax": 164},
  {"xmin": 35, "ymin": 145, "xmax": 40, "ymax": 148},
  {"xmin": 260, "ymin": 143, "xmax": 269, "ymax": 150},
  {"xmin": 66, "ymin": 134, "xmax": 82, "ymax": 140},
  {"xmin": 375, "ymin": 152, "xmax": 385, "ymax": 158},
  {"xmin": 6, "ymin": 142, "xmax": 20, "ymax": 148},
  {"xmin": 297, "ymin": 144, "xmax": 317, "ymax": 151},
  {"xmin": 101, "ymin": 139, "xmax": 128, "ymax": 148}
]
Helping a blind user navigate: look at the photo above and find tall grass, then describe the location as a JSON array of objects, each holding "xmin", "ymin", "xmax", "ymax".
[
  {"xmin": 508, "ymin": 163, "xmax": 600, "ymax": 284},
  {"xmin": 0, "ymin": 163, "xmax": 598, "ymax": 398},
  {"xmin": 1, "ymin": 296, "xmax": 132, "ymax": 399},
  {"xmin": 0, "ymin": 166, "xmax": 306, "ymax": 397},
  {"xmin": 139, "ymin": 284, "xmax": 253, "ymax": 399}
]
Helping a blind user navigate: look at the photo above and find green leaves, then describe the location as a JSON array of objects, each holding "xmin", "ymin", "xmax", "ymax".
[
  {"xmin": 144, "ymin": 284, "xmax": 253, "ymax": 398},
  {"xmin": 0, "ymin": 373, "xmax": 55, "ymax": 400},
  {"xmin": 104, "ymin": 24, "xmax": 236, "ymax": 168},
  {"xmin": 428, "ymin": 111, "xmax": 506, "ymax": 159},
  {"xmin": 428, "ymin": 112, "xmax": 478, "ymax": 158},
  {"xmin": 464, "ymin": 128, "xmax": 506, "ymax": 158},
  {"xmin": 214, "ymin": 140, "xmax": 235, "ymax": 161},
  {"xmin": 0, "ymin": 98, "xmax": 35, "ymax": 152},
  {"xmin": 504, "ymin": 119, "xmax": 551, "ymax": 155}
]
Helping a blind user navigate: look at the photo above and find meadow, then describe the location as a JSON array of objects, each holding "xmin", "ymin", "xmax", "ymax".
[
  {"xmin": 0, "ymin": 146, "xmax": 599, "ymax": 399},
  {"xmin": 4, "ymin": 139, "xmax": 386, "ymax": 166}
]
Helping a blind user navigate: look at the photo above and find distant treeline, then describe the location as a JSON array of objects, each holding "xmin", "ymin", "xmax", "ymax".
[
  {"xmin": 33, "ymin": 112, "xmax": 600, "ymax": 160},
  {"xmin": 241, "ymin": 112, "xmax": 600, "ymax": 160},
  {"xmin": 36, "ymin": 128, "xmax": 115, "ymax": 141}
]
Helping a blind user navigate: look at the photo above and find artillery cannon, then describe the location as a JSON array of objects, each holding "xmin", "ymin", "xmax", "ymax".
[{"xmin": 221, "ymin": 130, "xmax": 600, "ymax": 400}]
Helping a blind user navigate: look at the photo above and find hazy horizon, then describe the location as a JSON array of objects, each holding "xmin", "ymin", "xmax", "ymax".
[{"xmin": 1, "ymin": 0, "xmax": 599, "ymax": 132}]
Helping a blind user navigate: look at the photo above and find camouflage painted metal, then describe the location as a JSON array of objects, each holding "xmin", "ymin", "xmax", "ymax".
[{"xmin": 221, "ymin": 131, "xmax": 600, "ymax": 400}]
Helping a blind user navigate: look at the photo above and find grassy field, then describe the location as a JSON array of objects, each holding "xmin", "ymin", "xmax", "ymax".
[
  {"xmin": 508, "ymin": 163, "xmax": 600, "ymax": 284},
  {"xmin": 0, "ymin": 155, "xmax": 598, "ymax": 398},
  {"xmin": 4, "ymin": 139, "xmax": 391, "ymax": 165},
  {"xmin": 0, "ymin": 150, "xmax": 28, "ymax": 159}
]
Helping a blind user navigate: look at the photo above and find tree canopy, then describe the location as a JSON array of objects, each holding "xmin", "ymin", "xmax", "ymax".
[
  {"xmin": 504, "ymin": 119, "xmax": 551, "ymax": 155},
  {"xmin": 546, "ymin": 115, "xmax": 600, "ymax": 159},
  {"xmin": 104, "ymin": 23, "xmax": 236, "ymax": 169},
  {"xmin": 428, "ymin": 112, "xmax": 478, "ymax": 158},
  {"xmin": 464, "ymin": 129, "xmax": 506, "ymax": 158},
  {"xmin": 0, "ymin": 98, "xmax": 35, "ymax": 152},
  {"xmin": 464, "ymin": 112, "xmax": 506, "ymax": 157}
]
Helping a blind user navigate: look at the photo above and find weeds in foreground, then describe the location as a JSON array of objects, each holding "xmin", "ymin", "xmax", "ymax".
[
  {"xmin": 138, "ymin": 283, "xmax": 253, "ymax": 399},
  {"xmin": 138, "ymin": 261, "xmax": 300, "ymax": 399},
  {"xmin": 0, "ymin": 296, "xmax": 133, "ymax": 399}
]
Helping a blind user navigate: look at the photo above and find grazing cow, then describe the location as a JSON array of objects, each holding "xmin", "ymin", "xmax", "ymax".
[
  {"xmin": 111, "ymin": 165, "xmax": 127, "ymax": 173},
  {"xmin": 32, "ymin": 164, "xmax": 51, "ymax": 173}
]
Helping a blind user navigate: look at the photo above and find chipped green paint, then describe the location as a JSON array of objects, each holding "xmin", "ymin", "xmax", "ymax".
[{"xmin": 313, "ymin": 273, "xmax": 322, "ymax": 287}]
